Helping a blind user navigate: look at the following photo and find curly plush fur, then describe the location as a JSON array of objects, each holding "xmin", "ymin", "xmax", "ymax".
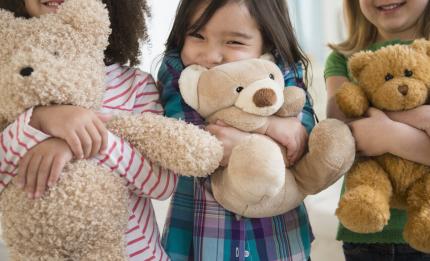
[
  {"xmin": 179, "ymin": 58, "xmax": 355, "ymax": 218},
  {"xmin": 335, "ymin": 39, "xmax": 430, "ymax": 253},
  {"xmin": 0, "ymin": 0, "xmax": 222, "ymax": 260}
]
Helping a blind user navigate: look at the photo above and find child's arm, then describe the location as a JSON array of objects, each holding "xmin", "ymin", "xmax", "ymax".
[
  {"xmin": 15, "ymin": 138, "xmax": 73, "ymax": 199},
  {"xmin": 94, "ymin": 73, "xmax": 178, "ymax": 200},
  {"xmin": 385, "ymin": 105, "xmax": 430, "ymax": 135},
  {"xmin": 326, "ymin": 76, "xmax": 430, "ymax": 166},
  {"xmin": 0, "ymin": 109, "xmax": 50, "ymax": 191},
  {"xmin": 30, "ymin": 105, "xmax": 109, "ymax": 160}
]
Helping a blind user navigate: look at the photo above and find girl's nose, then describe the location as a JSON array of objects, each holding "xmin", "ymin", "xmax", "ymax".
[{"xmin": 203, "ymin": 48, "xmax": 223, "ymax": 69}]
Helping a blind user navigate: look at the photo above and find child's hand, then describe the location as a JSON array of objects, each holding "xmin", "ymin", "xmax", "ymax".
[
  {"xmin": 349, "ymin": 107, "xmax": 395, "ymax": 156},
  {"xmin": 386, "ymin": 105, "xmax": 430, "ymax": 135},
  {"xmin": 30, "ymin": 105, "xmax": 109, "ymax": 159},
  {"xmin": 265, "ymin": 116, "xmax": 308, "ymax": 166},
  {"xmin": 206, "ymin": 121, "xmax": 251, "ymax": 167},
  {"xmin": 14, "ymin": 138, "xmax": 73, "ymax": 199}
]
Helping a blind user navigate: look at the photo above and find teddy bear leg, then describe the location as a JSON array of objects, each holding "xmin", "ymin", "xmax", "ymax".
[
  {"xmin": 293, "ymin": 118, "xmax": 355, "ymax": 194},
  {"xmin": 336, "ymin": 159, "xmax": 393, "ymax": 233},
  {"xmin": 403, "ymin": 175, "xmax": 430, "ymax": 253},
  {"xmin": 211, "ymin": 134, "xmax": 286, "ymax": 215}
]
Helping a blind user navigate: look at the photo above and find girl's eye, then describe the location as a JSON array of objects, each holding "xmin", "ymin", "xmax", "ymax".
[
  {"xmin": 227, "ymin": 41, "xmax": 244, "ymax": 45},
  {"xmin": 385, "ymin": 73, "xmax": 394, "ymax": 81},
  {"xmin": 404, "ymin": 69, "xmax": 413, "ymax": 77},
  {"xmin": 190, "ymin": 32, "xmax": 204, "ymax": 40}
]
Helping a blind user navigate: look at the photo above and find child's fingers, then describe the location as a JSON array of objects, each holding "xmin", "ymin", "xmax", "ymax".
[
  {"xmin": 48, "ymin": 155, "xmax": 66, "ymax": 188},
  {"xmin": 25, "ymin": 155, "xmax": 42, "ymax": 198},
  {"xmin": 94, "ymin": 118, "xmax": 108, "ymax": 153},
  {"xmin": 34, "ymin": 156, "xmax": 53, "ymax": 198},
  {"xmin": 86, "ymin": 124, "xmax": 101, "ymax": 157},
  {"xmin": 16, "ymin": 154, "xmax": 31, "ymax": 188},
  {"xmin": 96, "ymin": 112, "xmax": 112, "ymax": 123},
  {"xmin": 66, "ymin": 132, "xmax": 84, "ymax": 159},
  {"xmin": 76, "ymin": 128, "xmax": 92, "ymax": 159}
]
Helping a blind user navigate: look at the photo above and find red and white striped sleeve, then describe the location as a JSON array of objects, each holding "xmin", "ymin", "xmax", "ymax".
[
  {"xmin": 95, "ymin": 72, "xmax": 178, "ymax": 200},
  {"xmin": 0, "ymin": 108, "xmax": 50, "ymax": 191}
]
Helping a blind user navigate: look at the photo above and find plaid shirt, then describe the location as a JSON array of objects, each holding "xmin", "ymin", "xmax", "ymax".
[{"xmin": 158, "ymin": 51, "xmax": 315, "ymax": 261}]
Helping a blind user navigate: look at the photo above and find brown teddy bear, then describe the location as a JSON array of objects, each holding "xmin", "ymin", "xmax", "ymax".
[
  {"xmin": 179, "ymin": 58, "xmax": 356, "ymax": 218},
  {"xmin": 0, "ymin": 0, "xmax": 222, "ymax": 260},
  {"xmin": 335, "ymin": 39, "xmax": 430, "ymax": 253}
]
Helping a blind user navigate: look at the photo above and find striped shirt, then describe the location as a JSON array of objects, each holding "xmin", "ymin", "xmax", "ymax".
[
  {"xmin": 0, "ymin": 64, "xmax": 175, "ymax": 261},
  {"xmin": 158, "ymin": 51, "xmax": 315, "ymax": 261}
]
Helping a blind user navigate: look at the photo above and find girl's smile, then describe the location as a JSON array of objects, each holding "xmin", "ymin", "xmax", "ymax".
[{"xmin": 25, "ymin": 0, "xmax": 65, "ymax": 17}]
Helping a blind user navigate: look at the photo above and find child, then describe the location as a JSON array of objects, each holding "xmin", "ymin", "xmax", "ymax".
[
  {"xmin": 0, "ymin": 0, "xmax": 175, "ymax": 260},
  {"xmin": 158, "ymin": 0, "xmax": 316, "ymax": 260},
  {"xmin": 324, "ymin": 0, "xmax": 430, "ymax": 260}
]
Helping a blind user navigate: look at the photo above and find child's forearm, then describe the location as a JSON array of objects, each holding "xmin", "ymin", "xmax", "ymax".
[
  {"xmin": 386, "ymin": 105, "xmax": 430, "ymax": 133},
  {"xmin": 387, "ymin": 122, "xmax": 430, "ymax": 166},
  {"xmin": 94, "ymin": 132, "xmax": 178, "ymax": 200},
  {"xmin": 0, "ymin": 108, "xmax": 50, "ymax": 190}
]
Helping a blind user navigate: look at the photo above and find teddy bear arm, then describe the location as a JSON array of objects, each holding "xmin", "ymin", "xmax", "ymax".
[
  {"xmin": 276, "ymin": 87, "xmax": 306, "ymax": 117},
  {"xmin": 106, "ymin": 113, "xmax": 223, "ymax": 177},
  {"xmin": 336, "ymin": 82, "xmax": 369, "ymax": 118},
  {"xmin": 293, "ymin": 119, "xmax": 355, "ymax": 194}
]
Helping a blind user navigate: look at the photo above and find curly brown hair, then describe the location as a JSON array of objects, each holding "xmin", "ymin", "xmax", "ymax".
[{"xmin": 0, "ymin": 0, "xmax": 150, "ymax": 66}]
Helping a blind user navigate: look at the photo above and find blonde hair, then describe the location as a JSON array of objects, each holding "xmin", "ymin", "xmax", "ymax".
[{"xmin": 329, "ymin": 0, "xmax": 430, "ymax": 56}]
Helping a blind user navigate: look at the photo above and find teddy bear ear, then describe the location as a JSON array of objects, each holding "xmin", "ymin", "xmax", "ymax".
[
  {"xmin": 57, "ymin": 0, "xmax": 110, "ymax": 49},
  {"xmin": 259, "ymin": 53, "xmax": 276, "ymax": 62},
  {"xmin": 348, "ymin": 51, "xmax": 374, "ymax": 79},
  {"xmin": 178, "ymin": 65, "xmax": 208, "ymax": 110},
  {"xmin": 411, "ymin": 39, "xmax": 430, "ymax": 57},
  {"xmin": 0, "ymin": 10, "xmax": 16, "ymax": 59}
]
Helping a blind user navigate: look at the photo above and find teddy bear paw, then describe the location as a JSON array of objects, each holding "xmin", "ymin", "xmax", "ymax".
[
  {"xmin": 336, "ymin": 186, "xmax": 390, "ymax": 233},
  {"xmin": 404, "ymin": 208, "xmax": 430, "ymax": 253}
]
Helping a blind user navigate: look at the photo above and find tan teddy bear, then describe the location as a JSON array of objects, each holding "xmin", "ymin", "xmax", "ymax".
[
  {"xmin": 335, "ymin": 39, "xmax": 430, "ymax": 253},
  {"xmin": 0, "ymin": 0, "xmax": 222, "ymax": 260},
  {"xmin": 179, "ymin": 58, "xmax": 356, "ymax": 218}
]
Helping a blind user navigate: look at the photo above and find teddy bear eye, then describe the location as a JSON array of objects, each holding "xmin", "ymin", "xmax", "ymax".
[
  {"xmin": 385, "ymin": 73, "xmax": 394, "ymax": 81},
  {"xmin": 236, "ymin": 86, "xmax": 244, "ymax": 93},
  {"xmin": 269, "ymin": 73, "xmax": 275, "ymax": 80},
  {"xmin": 53, "ymin": 51, "xmax": 59, "ymax": 57},
  {"xmin": 404, "ymin": 69, "xmax": 413, "ymax": 77}
]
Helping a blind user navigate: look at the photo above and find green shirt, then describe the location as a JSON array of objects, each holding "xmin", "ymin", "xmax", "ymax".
[{"xmin": 324, "ymin": 39, "xmax": 412, "ymax": 244}]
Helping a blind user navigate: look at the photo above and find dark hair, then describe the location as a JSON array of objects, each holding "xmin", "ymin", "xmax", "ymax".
[
  {"xmin": 165, "ymin": 0, "xmax": 310, "ymax": 84},
  {"xmin": 0, "ymin": 0, "xmax": 150, "ymax": 67}
]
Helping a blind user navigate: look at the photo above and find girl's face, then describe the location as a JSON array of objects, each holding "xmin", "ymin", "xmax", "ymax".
[
  {"xmin": 181, "ymin": 2, "xmax": 264, "ymax": 69},
  {"xmin": 24, "ymin": 0, "xmax": 64, "ymax": 17},
  {"xmin": 359, "ymin": 0, "xmax": 429, "ymax": 40}
]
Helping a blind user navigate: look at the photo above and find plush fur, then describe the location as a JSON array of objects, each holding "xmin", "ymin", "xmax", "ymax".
[
  {"xmin": 335, "ymin": 39, "xmax": 430, "ymax": 253},
  {"xmin": 0, "ymin": 0, "xmax": 222, "ymax": 260},
  {"xmin": 179, "ymin": 58, "xmax": 355, "ymax": 218}
]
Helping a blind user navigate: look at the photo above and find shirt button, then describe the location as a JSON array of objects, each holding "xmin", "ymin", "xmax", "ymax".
[{"xmin": 244, "ymin": 250, "xmax": 250, "ymax": 258}]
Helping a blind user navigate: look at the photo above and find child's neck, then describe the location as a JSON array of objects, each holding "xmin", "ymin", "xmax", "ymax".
[{"xmin": 376, "ymin": 23, "xmax": 423, "ymax": 42}]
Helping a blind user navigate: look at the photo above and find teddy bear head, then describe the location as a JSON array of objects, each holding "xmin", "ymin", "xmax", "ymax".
[
  {"xmin": 0, "ymin": 0, "xmax": 110, "ymax": 126},
  {"xmin": 348, "ymin": 39, "xmax": 430, "ymax": 111},
  {"xmin": 179, "ymin": 58, "xmax": 285, "ymax": 120}
]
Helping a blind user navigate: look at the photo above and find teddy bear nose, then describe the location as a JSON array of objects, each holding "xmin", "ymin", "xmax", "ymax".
[
  {"xmin": 20, "ymin": 67, "xmax": 34, "ymax": 77},
  {"xmin": 398, "ymin": 84, "xmax": 408, "ymax": 96},
  {"xmin": 253, "ymin": 88, "xmax": 277, "ymax": 107}
]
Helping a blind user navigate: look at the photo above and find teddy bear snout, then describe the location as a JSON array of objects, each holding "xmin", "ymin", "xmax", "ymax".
[
  {"xmin": 398, "ymin": 84, "xmax": 409, "ymax": 96},
  {"xmin": 20, "ymin": 66, "xmax": 34, "ymax": 77},
  {"xmin": 253, "ymin": 88, "xmax": 277, "ymax": 107}
]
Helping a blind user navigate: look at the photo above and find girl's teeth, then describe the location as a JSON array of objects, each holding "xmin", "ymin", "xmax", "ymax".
[{"xmin": 379, "ymin": 3, "xmax": 402, "ymax": 10}]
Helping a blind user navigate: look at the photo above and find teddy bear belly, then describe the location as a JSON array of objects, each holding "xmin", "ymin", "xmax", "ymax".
[
  {"xmin": 376, "ymin": 153, "xmax": 430, "ymax": 208},
  {"xmin": 0, "ymin": 160, "xmax": 128, "ymax": 258}
]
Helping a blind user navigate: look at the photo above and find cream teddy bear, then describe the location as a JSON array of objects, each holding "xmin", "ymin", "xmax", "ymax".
[
  {"xmin": 336, "ymin": 39, "xmax": 430, "ymax": 253},
  {"xmin": 0, "ymin": 0, "xmax": 222, "ymax": 260},
  {"xmin": 179, "ymin": 58, "xmax": 355, "ymax": 218}
]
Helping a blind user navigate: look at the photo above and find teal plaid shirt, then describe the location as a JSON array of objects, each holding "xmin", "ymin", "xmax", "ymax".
[{"xmin": 158, "ymin": 51, "xmax": 315, "ymax": 261}]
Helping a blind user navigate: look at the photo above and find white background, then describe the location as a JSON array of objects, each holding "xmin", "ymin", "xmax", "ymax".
[{"xmin": 0, "ymin": 0, "xmax": 346, "ymax": 260}]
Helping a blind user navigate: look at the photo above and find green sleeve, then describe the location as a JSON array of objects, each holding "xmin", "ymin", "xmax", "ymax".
[{"xmin": 324, "ymin": 51, "xmax": 349, "ymax": 80}]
